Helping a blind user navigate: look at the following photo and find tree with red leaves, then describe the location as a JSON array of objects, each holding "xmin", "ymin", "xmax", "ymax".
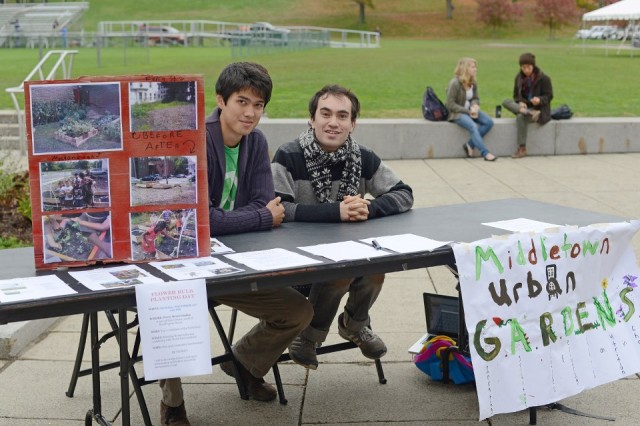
[
  {"xmin": 534, "ymin": 0, "xmax": 579, "ymax": 39},
  {"xmin": 476, "ymin": 0, "xmax": 523, "ymax": 36}
]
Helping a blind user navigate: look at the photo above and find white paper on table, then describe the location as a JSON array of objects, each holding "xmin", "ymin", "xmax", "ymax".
[
  {"xmin": 0, "ymin": 275, "xmax": 76, "ymax": 303},
  {"xmin": 224, "ymin": 248, "xmax": 322, "ymax": 271},
  {"xmin": 298, "ymin": 240, "xmax": 392, "ymax": 262},
  {"xmin": 210, "ymin": 238, "xmax": 235, "ymax": 255},
  {"xmin": 149, "ymin": 257, "xmax": 244, "ymax": 280},
  {"xmin": 69, "ymin": 265, "xmax": 165, "ymax": 292},
  {"xmin": 135, "ymin": 279, "xmax": 212, "ymax": 380},
  {"xmin": 482, "ymin": 218, "xmax": 560, "ymax": 233},
  {"xmin": 360, "ymin": 233, "xmax": 452, "ymax": 254}
]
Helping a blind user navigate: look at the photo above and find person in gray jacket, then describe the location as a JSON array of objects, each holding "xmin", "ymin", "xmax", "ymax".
[
  {"xmin": 446, "ymin": 57, "xmax": 496, "ymax": 161},
  {"xmin": 271, "ymin": 84, "xmax": 413, "ymax": 370}
]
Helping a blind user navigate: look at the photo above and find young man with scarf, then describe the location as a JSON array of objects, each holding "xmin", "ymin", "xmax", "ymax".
[
  {"xmin": 271, "ymin": 84, "xmax": 414, "ymax": 370},
  {"xmin": 502, "ymin": 52, "xmax": 553, "ymax": 159},
  {"xmin": 159, "ymin": 62, "xmax": 313, "ymax": 426}
]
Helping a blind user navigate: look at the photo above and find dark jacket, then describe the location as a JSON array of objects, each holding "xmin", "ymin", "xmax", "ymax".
[
  {"xmin": 512, "ymin": 67, "xmax": 553, "ymax": 125},
  {"xmin": 205, "ymin": 108, "xmax": 274, "ymax": 236}
]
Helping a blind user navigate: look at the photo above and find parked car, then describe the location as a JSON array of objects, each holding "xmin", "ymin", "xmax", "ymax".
[
  {"xmin": 225, "ymin": 21, "xmax": 289, "ymax": 45},
  {"xmin": 90, "ymin": 168, "xmax": 108, "ymax": 176},
  {"xmin": 249, "ymin": 22, "xmax": 290, "ymax": 35},
  {"xmin": 138, "ymin": 25, "xmax": 185, "ymax": 46},
  {"xmin": 588, "ymin": 25, "xmax": 617, "ymax": 40},
  {"xmin": 140, "ymin": 174, "xmax": 160, "ymax": 182},
  {"xmin": 575, "ymin": 28, "xmax": 592, "ymax": 39},
  {"xmin": 576, "ymin": 25, "xmax": 621, "ymax": 40}
]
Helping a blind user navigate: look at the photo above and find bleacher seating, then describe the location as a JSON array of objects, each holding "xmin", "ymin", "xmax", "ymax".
[{"xmin": 0, "ymin": 2, "xmax": 88, "ymax": 48}]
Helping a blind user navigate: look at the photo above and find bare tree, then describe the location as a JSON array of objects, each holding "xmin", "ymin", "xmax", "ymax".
[
  {"xmin": 352, "ymin": 0, "xmax": 375, "ymax": 24},
  {"xmin": 446, "ymin": 0, "xmax": 455, "ymax": 19},
  {"xmin": 476, "ymin": 0, "xmax": 523, "ymax": 36},
  {"xmin": 533, "ymin": 0, "xmax": 579, "ymax": 39}
]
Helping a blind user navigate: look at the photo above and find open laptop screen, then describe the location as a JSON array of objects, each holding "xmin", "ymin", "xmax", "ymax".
[{"xmin": 423, "ymin": 293, "xmax": 459, "ymax": 339}]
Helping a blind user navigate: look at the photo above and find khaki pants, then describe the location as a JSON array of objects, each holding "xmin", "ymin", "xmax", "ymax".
[
  {"xmin": 160, "ymin": 287, "xmax": 313, "ymax": 407},
  {"xmin": 502, "ymin": 98, "xmax": 535, "ymax": 148},
  {"xmin": 302, "ymin": 274, "xmax": 385, "ymax": 343}
]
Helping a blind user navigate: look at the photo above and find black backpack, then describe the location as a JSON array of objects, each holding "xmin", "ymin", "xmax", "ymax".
[
  {"xmin": 422, "ymin": 86, "xmax": 449, "ymax": 121},
  {"xmin": 551, "ymin": 104, "xmax": 573, "ymax": 120}
]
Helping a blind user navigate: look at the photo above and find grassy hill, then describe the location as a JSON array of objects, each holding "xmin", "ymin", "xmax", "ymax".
[
  {"xmin": 2, "ymin": 1, "xmax": 636, "ymax": 118},
  {"xmin": 77, "ymin": 0, "xmax": 581, "ymax": 39}
]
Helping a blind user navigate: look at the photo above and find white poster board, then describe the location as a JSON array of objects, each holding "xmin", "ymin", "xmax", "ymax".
[{"xmin": 453, "ymin": 221, "xmax": 640, "ymax": 420}]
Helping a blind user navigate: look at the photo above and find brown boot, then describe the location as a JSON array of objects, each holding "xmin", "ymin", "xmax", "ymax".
[
  {"xmin": 160, "ymin": 401, "xmax": 191, "ymax": 426},
  {"xmin": 220, "ymin": 360, "xmax": 277, "ymax": 402},
  {"xmin": 511, "ymin": 146, "xmax": 527, "ymax": 159}
]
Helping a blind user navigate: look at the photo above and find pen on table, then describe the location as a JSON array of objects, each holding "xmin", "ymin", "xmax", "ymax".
[{"xmin": 371, "ymin": 239, "xmax": 382, "ymax": 250}]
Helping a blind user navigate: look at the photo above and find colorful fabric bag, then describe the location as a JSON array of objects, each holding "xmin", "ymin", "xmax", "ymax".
[{"xmin": 413, "ymin": 335, "xmax": 474, "ymax": 385}]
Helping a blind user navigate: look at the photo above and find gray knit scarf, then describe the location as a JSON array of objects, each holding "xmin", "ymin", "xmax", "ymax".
[{"xmin": 298, "ymin": 127, "xmax": 362, "ymax": 203}]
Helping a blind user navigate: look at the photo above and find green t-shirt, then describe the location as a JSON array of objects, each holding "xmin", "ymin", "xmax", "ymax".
[{"xmin": 220, "ymin": 145, "xmax": 239, "ymax": 211}]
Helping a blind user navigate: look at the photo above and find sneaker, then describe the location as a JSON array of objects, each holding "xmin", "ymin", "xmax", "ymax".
[
  {"xmin": 288, "ymin": 335, "xmax": 319, "ymax": 370},
  {"xmin": 337, "ymin": 313, "xmax": 387, "ymax": 360},
  {"xmin": 220, "ymin": 359, "xmax": 277, "ymax": 402},
  {"xmin": 160, "ymin": 401, "xmax": 191, "ymax": 426},
  {"xmin": 511, "ymin": 146, "xmax": 527, "ymax": 159}
]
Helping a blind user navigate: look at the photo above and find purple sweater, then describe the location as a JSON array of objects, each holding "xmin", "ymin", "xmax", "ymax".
[{"xmin": 206, "ymin": 108, "xmax": 274, "ymax": 236}]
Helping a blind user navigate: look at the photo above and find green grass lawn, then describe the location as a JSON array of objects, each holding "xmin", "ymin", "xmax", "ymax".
[{"xmin": 3, "ymin": 38, "xmax": 638, "ymax": 118}]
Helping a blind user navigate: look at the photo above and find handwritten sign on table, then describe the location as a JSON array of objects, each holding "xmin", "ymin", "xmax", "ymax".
[{"xmin": 453, "ymin": 221, "xmax": 640, "ymax": 420}]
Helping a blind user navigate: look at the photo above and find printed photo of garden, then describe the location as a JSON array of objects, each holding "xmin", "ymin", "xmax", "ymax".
[
  {"xmin": 129, "ymin": 81, "xmax": 197, "ymax": 132},
  {"xmin": 130, "ymin": 155, "xmax": 197, "ymax": 206},
  {"xmin": 39, "ymin": 159, "xmax": 110, "ymax": 212},
  {"xmin": 130, "ymin": 208, "xmax": 198, "ymax": 261},
  {"xmin": 29, "ymin": 82, "xmax": 123, "ymax": 155},
  {"xmin": 42, "ymin": 211, "xmax": 113, "ymax": 264}
]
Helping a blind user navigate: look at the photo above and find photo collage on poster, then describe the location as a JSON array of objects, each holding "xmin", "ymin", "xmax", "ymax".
[{"xmin": 26, "ymin": 76, "xmax": 209, "ymax": 270}]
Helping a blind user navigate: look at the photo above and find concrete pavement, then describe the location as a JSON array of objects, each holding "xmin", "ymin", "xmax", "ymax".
[{"xmin": 1, "ymin": 153, "xmax": 640, "ymax": 425}]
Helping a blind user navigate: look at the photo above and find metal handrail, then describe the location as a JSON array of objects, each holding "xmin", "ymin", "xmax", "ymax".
[{"xmin": 5, "ymin": 49, "xmax": 78, "ymax": 155}]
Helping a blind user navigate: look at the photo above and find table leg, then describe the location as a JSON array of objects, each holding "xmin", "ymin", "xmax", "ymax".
[
  {"xmin": 86, "ymin": 311, "xmax": 110, "ymax": 425},
  {"xmin": 119, "ymin": 308, "xmax": 131, "ymax": 426}
]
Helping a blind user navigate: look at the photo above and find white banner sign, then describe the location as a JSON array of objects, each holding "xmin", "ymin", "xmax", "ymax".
[
  {"xmin": 453, "ymin": 221, "xmax": 640, "ymax": 420},
  {"xmin": 135, "ymin": 279, "xmax": 212, "ymax": 381}
]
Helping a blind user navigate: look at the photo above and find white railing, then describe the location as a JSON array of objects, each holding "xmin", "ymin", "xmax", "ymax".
[
  {"xmin": 97, "ymin": 20, "xmax": 380, "ymax": 49},
  {"xmin": 5, "ymin": 49, "xmax": 78, "ymax": 155}
]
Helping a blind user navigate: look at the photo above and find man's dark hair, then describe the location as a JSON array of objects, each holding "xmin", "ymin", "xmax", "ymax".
[
  {"xmin": 215, "ymin": 62, "xmax": 272, "ymax": 106},
  {"xmin": 308, "ymin": 84, "xmax": 360, "ymax": 122}
]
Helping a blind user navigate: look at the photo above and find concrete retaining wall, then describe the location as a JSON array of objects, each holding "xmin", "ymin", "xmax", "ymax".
[
  {"xmin": 2, "ymin": 110, "xmax": 639, "ymax": 159},
  {"xmin": 257, "ymin": 117, "xmax": 640, "ymax": 159}
]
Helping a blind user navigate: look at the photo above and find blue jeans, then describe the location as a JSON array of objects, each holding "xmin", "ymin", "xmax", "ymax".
[{"xmin": 453, "ymin": 111, "xmax": 494, "ymax": 157}]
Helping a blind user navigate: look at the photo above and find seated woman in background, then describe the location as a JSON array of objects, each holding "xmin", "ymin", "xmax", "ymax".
[{"xmin": 445, "ymin": 57, "xmax": 496, "ymax": 161}]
